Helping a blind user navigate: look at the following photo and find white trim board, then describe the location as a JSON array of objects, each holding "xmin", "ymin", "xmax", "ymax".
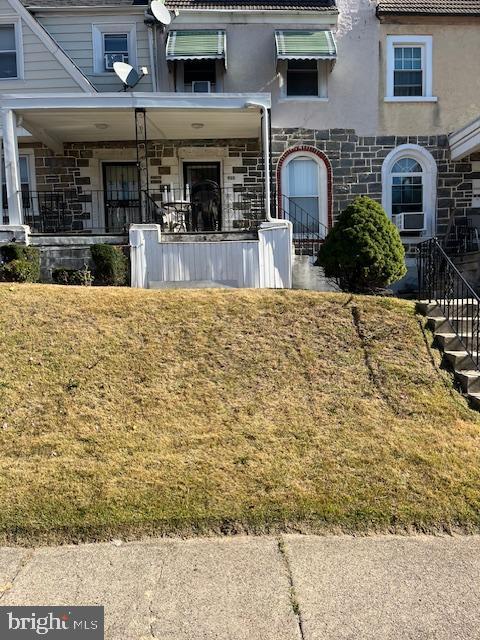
[
  {"xmin": 5, "ymin": 0, "xmax": 96, "ymax": 92},
  {"xmin": 385, "ymin": 35, "xmax": 435, "ymax": 102}
]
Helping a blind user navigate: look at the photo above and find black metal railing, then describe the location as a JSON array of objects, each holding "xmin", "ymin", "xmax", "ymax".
[
  {"xmin": 148, "ymin": 186, "xmax": 265, "ymax": 233},
  {"xmin": 418, "ymin": 237, "xmax": 480, "ymax": 370},
  {"xmin": 442, "ymin": 216, "xmax": 480, "ymax": 256},
  {"xmin": 19, "ymin": 186, "xmax": 267, "ymax": 234},
  {"xmin": 278, "ymin": 194, "xmax": 329, "ymax": 255},
  {"xmin": 21, "ymin": 190, "xmax": 142, "ymax": 234}
]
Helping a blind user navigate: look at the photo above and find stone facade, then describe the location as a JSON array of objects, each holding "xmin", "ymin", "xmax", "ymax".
[
  {"xmin": 21, "ymin": 138, "xmax": 264, "ymax": 232},
  {"xmin": 271, "ymin": 127, "xmax": 480, "ymax": 256}
]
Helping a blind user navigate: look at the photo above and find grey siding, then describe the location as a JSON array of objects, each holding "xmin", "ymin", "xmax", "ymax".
[
  {"xmin": 0, "ymin": 0, "xmax": 83, "ymax": 92},
  {"xmin": 37, "ymin": 13, "xmax": 153, "ymax": 92}
]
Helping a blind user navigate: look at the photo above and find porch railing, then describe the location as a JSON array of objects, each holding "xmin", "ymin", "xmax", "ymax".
[
  {"xmin": 17, "ymin": 186, "xmax": 266, "ymax": 234},
  {"xmin": 418, "ymin": 237, "xmax": 480, "ymax": 371}
]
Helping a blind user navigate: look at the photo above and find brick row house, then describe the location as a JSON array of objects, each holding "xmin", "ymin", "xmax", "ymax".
[{"xmin": 0, "ymin": 0, "xmax": 479, "ymax": 288}]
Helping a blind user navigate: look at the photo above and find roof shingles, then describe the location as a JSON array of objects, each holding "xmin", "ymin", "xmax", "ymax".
[
  {"xmin": 21, "ymin": 0, "xmax": 336, "ymax": 9},
  {"xmin": 377, "ymin": 0, "xmax": 480, "ymax": 15}
]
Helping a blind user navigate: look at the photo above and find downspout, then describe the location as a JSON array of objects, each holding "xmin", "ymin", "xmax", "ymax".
[{"xmin": 147, "ymin": 25, "xmax": 158, "ymax": 92}]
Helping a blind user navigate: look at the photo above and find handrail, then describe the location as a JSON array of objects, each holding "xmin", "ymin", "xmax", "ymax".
[
  {"xmin": 418, "ymin": 237, "xmax": 480, "ymax": 370},
  {"xmin": 279, "ymin": 194, "xmax": 328, "ymax": 250}
]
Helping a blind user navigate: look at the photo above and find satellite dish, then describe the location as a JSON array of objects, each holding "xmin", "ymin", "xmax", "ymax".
[
  {"xmin": 113, "ymin": 62, "xmax": 141, "ymax": 89},
  {"xmin": 150, "ymin": 0, "xmax": 172, "ymax": 25}
]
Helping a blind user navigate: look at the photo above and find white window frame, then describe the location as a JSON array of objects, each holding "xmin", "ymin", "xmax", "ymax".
[
  {"xmin": 382, "ymin": 144, "xmax": 437, "ymax": 240},
  {"xmin": 92, "ymin": 24, "xmax": 137, "ymax": 75},
  {"xmin": 385, "ymin": 35, "xmax": 436, "ymax": 102},
  {"xmin": 279, "ymin": 60, "xmax": 328, "ymax": 101},
  {"xmin": 0, "ymin": 148, "xmax": 37, "ymax": 220},
  {"xmin": 281, "ymin": 150, "xmax": 328, "ymax": 234},
  {"xmin": 0, "ymin": 17, "xmax": 24, "ymax": 81}
]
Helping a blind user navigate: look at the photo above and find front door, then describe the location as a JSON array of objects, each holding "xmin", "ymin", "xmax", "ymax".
[
  {"xmin": 103, "ymin": 163, "xmax": 140, "ymax": 232},
  {"xmin": 183, "ymin": 162, "xmax": 221, "ymax": 231},
  {"xmin": 284, "ymin": 155, "xmax": 326, "ymax": 237}
]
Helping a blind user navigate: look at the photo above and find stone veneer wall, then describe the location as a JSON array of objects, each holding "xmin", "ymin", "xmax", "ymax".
[
  {"xmin": 26, "ymin": 138, "xmax": 263, "ymax": 192},
  {"xmin": 271, "ymin": 128, "xmax": 480, "ymax": 256},
  {"xmin": 21, "ymin": 139, "xmax": 264, "ymax": 232}
]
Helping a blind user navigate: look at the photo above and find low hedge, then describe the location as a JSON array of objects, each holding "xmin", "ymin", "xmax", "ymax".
[
  {"xmin": 0, "ymin": 244, "xmax": 40, "ymax": 283},
  {"xmin": 90, "ymin": 244, "xmax": 128, "ymax": 286},
  {"xmin": 52, "ymin": 266, "xmax": 93, "ymax": 286}
]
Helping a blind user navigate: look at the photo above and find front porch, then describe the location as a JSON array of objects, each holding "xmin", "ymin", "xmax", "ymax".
[{"xmin": 0, "ymin": 92, "xmax": 272, "ymax": 237}]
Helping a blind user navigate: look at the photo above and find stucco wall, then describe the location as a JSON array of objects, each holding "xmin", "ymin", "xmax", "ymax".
[
  {"xmin": 166, "ymin": 1, "xmax": 378, "ymax": 135},
  {"xmin": 378, "ymin": 17, "xmax": 480, "ymax": 136}
]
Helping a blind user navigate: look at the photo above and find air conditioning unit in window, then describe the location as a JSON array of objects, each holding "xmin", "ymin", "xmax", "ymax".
[
  {"xmin": 393, "ymin": 212, "xmax": 426, "ymax": 233},
  {"xmin": 104, "ymin": 53, "xmax": 129, "ymax": 71},
  {"xmin": 192, "ymin": 80, "xmax": 211, "ymax": 93}
]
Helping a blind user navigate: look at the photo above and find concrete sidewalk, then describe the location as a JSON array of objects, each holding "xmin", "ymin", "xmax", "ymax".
[{"xmin": 1, "ymin": 535, "xmax": 480, "ymax": 640}]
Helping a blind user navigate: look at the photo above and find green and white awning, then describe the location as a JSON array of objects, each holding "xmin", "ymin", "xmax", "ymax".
[
  {"xmin": 275, "ymin": 30, "xmax": 337, "ymax": 60},
  {"xmin": 166, "ymin": 30, "xmax": 226, "ymax": 62}
]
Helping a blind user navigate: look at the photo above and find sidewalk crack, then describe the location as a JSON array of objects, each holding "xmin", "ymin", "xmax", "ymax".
[
  {"xmin": 0, "ymin": 549, "xmax": 34, "ymax": 601},
  {"xmin": 277, "ymin": 536, "xmax": 305, "ymax": 640}
]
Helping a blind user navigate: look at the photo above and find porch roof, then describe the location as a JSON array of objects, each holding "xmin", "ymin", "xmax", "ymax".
[
  {"xmin": 449, "ymin": 114, "xmax": 480, "ymax": 160},
  {"xmin": 0, "ymin": 92, "xmax": 270, "ymax": 150}
]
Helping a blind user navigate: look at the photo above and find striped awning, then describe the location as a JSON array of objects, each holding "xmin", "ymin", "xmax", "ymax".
[
  {"xmin": 275, "ymin": 30, "xmax": 337, "ymax": 60},
  {"xmin": 166, "ymin": 30, "xmax": 226, "ymax": 62}
]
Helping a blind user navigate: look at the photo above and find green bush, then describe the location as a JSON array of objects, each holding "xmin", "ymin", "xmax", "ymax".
[
  {"xmin": 52, "ymin": 265, "xmax": 93, "ymax": 286},
  {"xmin": 0, "ymin": 259, "xmax": 39, "ymax": 283},
  {"xmin": 316, "ymin": 196, "xmax": 406, "ymax": 293},
  {"xmin": 90, "ymin": 244, "xmax": 128, "ymax": 286},
  {"xmin": 0, "ymin": 244, "xmax": 40, "ymax": 283}
]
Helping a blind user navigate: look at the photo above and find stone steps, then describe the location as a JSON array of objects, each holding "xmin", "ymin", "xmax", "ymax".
[{"xmin": 417, "ymin": 299, "xmax": 480, "ymax": 410}]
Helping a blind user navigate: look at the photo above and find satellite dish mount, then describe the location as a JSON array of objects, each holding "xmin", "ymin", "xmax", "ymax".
[{"xmin": 113, "ymin": 61, "xmax": 148, "ymax": 91}]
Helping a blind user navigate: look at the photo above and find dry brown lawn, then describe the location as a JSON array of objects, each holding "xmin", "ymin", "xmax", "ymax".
[{"xmin": 0, "ymin": 284, "xmax": 480, "ymax": 544}]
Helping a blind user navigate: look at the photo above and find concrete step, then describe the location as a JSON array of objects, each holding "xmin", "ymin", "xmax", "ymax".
[
  {"xmin": 417, "ymin": 300, "xmax": 480, "ymax": 317},
  {"xmin": 427, "ymin": 316, "xmax": 480, "ymax": 333},
  {"xmin": 435, "ymin": 332, "xmax": 478, "ymax": 351},
  {"xmin": 455, "ymin": 370, "xmax": 480, "ymax": 394},
  {"xmin": 443, "ymin": 350, "xmax": 478, "ymax": 372}
]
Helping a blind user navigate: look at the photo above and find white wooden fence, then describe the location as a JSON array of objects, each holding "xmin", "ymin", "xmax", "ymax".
[{"xmin": 129, "ymin": 221, "xmax": 292, "ymax": 289}]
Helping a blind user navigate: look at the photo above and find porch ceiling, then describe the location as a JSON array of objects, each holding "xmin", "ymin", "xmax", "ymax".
[{"xmin": 2, "ymin": 92, "xmax": 270, "ymax": 146}]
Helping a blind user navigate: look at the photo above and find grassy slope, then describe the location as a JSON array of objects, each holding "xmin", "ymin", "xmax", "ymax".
[{"xmin": 1, "ymin": 284, "xmax": 480, "ymax": 544}]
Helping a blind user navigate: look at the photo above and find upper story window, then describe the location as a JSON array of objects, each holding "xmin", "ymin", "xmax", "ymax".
[
  {"xmin": 275, "ymin": 31, "xmax": 336, "ymax": 100},
  {"xmin": 184, "ymin": 60, "xmax": 217, "ymax": 93},
  {"xmin": 103, "ymin": 33, "xmax": 129, "ymax": 71},
  {"xmin": 285, "ymin": 60, "xmax": 328, "ymax": 98},
  {"xmin": 92, "ymin": 24, "xmax": 137, "ymax": 75},
  {"xmin": 166, "ymin": 30, "xmax": 226, "ymax": 93},
  {"xmin": 0, "ymin": 22, "xmax": 21, "ymax": 79},
  {"xmin": 385, "ymin": 35, "xmax": 436, "ymax": 102}
]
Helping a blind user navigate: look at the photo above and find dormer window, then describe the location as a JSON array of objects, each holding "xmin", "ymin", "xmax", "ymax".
[{"xmin": 92, "ymin": 24, "xmax": 137, "ymax": 75}]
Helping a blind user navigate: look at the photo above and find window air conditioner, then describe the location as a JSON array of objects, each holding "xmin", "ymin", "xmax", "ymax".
[
  {"xmin": 105, "ymin": 53, "xmax": 129, "ymax": 70},
  {"xmin": 192, "ymin": 80, "xmax": 212, "ymax": 93},
  {"xmin": 393, "ymin": 212, "xmax": 425, "ymax": 232}
]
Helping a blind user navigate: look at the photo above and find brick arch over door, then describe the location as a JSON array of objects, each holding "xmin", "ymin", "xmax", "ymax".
[{"xmin": 276, "ymin": 145, "xmax": 333, "ymax": 229}]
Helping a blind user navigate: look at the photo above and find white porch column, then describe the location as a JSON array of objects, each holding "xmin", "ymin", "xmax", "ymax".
[{"xmin": 2, "ymin": 109, "xmax": 23, "ymax": 225}]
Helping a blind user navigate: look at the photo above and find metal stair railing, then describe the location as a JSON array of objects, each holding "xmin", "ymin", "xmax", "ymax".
[
  {"xmin": 418, "ymin": 237, "xmax": 480, "ymax": 370},
  {"xmin": 279, "ymin": 194, "xmax": 329, "ymax": 256}
]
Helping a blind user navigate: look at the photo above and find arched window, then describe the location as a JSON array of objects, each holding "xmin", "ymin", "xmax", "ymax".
[
  {"xmin": 280, "ymin": 150, "xmax": 329, "ymax": 236},
  {"xmin": 382, "ymin": 144, "xmax": 437, "ymax": 237}
]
